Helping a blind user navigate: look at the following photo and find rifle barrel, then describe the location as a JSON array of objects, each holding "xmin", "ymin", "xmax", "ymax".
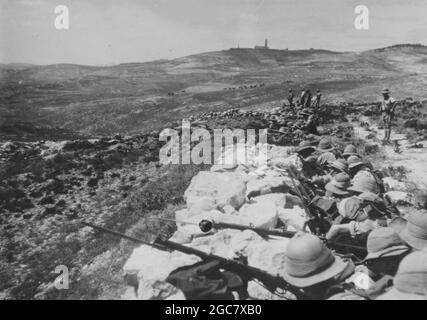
[{"xmin": 82, "ymin": 221, "xmax": 308, "ymax": 300}]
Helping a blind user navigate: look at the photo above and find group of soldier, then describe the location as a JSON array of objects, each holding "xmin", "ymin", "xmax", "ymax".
[
  {"xmin": 239, "ymin": 86, "xmax": 427, "ymax": 300},
  {"xmin": 287, "ymin": 87, "xmax": 322, "ymax": 112},
  {"xmin": 273, "ymin": 133, "xmax": 426, "ymax": 300}
]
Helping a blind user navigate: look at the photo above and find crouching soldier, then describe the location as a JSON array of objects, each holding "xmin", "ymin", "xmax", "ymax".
[
  {"xmin": 295, "ymin": 140, "xmax": 322, "ymax": 179},
  {"xmin": 310, "ymin": 159, "xmax": 349, "ymax": 188},
  {"xmin": 282, "ymin": 233, "xmax": 365, "ymax": 300},
  {"xmin": 325, "ymin": 192, "xmax": 390, "ymax": 258},
  {"xmin": 309, "ymin": 173, "xmax": 352, "ymax": 224},
  {"xmin": 344, "ymin": 227, "xmax": 411, "ymax": 299},
  {"xmin": 376, "ymin": 250, "xmax": 427, "ymax": 300}
]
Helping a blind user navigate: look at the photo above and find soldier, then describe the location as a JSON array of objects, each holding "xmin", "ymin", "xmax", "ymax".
[
  {"xmin": 308, "ymin": 172, "xmax": 352, "ymax": 222},
  {"xmin": 380, "ymin": 89, "xmax": 397, "ymax": 145},
  {"xmin": 315, "ymin": 89, "xmax": 322, "ymax": 109},
  {"xmin": 282, "ymin": 233, "xmax": 361, "ymax": 300},
  {"xmin": 271, "ymin": 127, "xmax": 289, "ymax": 146},
  {"xmin": 310, "ymin": 159, "xmax": 348, "ymax": 188},
  {"xmin": 363, "ymin": 228, "xmax": 411, "ymax": 279},
  {"xmin": 343, "ymin": 227, "xmax": 410, "ymax": 299},
  {"xmin": 342, "ymin": 144, "xmax": 359, "ymax": 160},
  {"xmin": 326, "ymin": 191, "xmax": 390, "ymax": 245},
  {"xmin": 305, "ymin": 89, "xmax": 313, "ymax": 109},
  {"xmin": 317, "ymin": 138, "xmax": 336, "ymax": 154},
  {"xmin": 300, "ymin": 87, "xmax": 307, "ymax": 107},
  {"xmin": 295, "ymin": 140, "xmax": 322, "ymax": 179},
  {"xmin": 399, "ymin": 211, "xmax": 427, "ymax": 251},
  {"xmin": 376, "ymin": 250, "xmax": 427, "ymax": 300},
  {"xmin": 287, "ymin": 89, "xmax": 296, "ymax": 114},
  {"xmin": 305, "ymin": 113, "xmax": 319, "ymax": 135}
]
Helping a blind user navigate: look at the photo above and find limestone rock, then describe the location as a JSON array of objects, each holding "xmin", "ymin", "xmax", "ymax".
[
  {"xmin": 385, "ymin": 191, "xmax": 413, "ymax": 206},
  {"xmin": 383, "ymin": 177, "xmax": 407, "ymax": 192},
  {"xmin": 230, "ymin": 230, "xmax": 265, "ymax": 256},
  {"xmin": 190, "ymin": 229, "xmax": 241, "ymax": 258},
  {"xmin": 246, "ymin": 175, "xmax": 292, "ymax": 198},
  {"xmin": 238, "ymin": 197, "xmax": 278, "ymax": 229},
  {"xmin": 269, "ymin": 153, "xmax": 301, "ymax": 170},
  {"xmin": 184, "ymin": 172, "xmax": 246, "ymax": 215},
  {"xmin": 277, "ymin": 207, "xmax": 306, "ymax": 231},
  {"xmin": 246, "ymin": 238, "xmax": 290, "ymax": 277},
  {"xmin": 249, "ymin": 193, "xmax": 287, "ymax": 208},
  {"xmin": 123, "ymin": 245, "xmax": 200, "ymax": 300}
]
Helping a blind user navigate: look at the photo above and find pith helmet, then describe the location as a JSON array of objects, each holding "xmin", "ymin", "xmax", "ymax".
[
  {"xmin": 325, "ymin": 173, "xmax": 351, "ymax": 196},
  {"xmin": 296, "ymin": 140, "xmax": 316, "ymax": 154},
  {"xmin": 377, "ymin": 250, "xmax": 427, "ymax": 300},
  {"xmin": 400, "ymin": 211, "xmax": 427, "ymax": 250},
  {"xmin": 343, "ymin": 144, "xmax": 360, "ymax": 157},
  {"xmin": 317, "ymin": 138, "xmax": 335, "ymax": 152},
  {"xmin": 348, "ymin": 175, "xmax": 378, "ymax": 194},
  {"xmin": 347, "ymin": 155, "xmax": 364, "ymax": 169},
  {"xmin": 329, "ymin": 159, "xmax": 348, "ymax": 173},
  {"xmin": 283, "ymin": 234, "xmax": 351, "ymax": 288},
  {"xmin": 364, "ymin": 227, "xmax": 410, "ymax": 261}
]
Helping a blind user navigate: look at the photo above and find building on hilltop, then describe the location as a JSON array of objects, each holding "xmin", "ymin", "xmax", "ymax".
[{"xmin": 255, "ymin": 39, "xmax": 269, "ymax": 50}]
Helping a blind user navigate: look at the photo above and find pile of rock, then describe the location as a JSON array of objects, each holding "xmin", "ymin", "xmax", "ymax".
[{"xmin": 123, "ymin": 143, "xmax": 307, "ymax": 300}]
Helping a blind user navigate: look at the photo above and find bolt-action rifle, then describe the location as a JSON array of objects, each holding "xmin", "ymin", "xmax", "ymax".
[
  {"xmin": 150, "ymin": 217, "xmax": 367, "ymax": 254},
  {"xmin": 83, "ymin": 222, "xmax": 310, "ymax": 300}
]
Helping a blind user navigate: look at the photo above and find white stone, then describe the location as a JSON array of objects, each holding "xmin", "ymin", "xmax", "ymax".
[
  {"xmin": 246, "ymin": 238, "xmax": 290, "ymax": 277},
  {"xmin": 238, "ymin": 197, "xmax": 278, "ymax": 229},
  {"xmin": 277, "ymin": 207, "xmax": 307, "ymax": 231},
  {"xmin": 249, "ymin": 193, "xmax": 288, "ymax": 208},
  {"xmin": 269, "ymin": 153, "xmax": 302, "ymax": 170},
  {"xmin": 123, "ymin": 245, "xmax": 200, "ymax": 300},
  {"xmin": 184, "ymin": 171, "xmax": 246, "ymax": 215},
  {"xmin": 385, "ymin": 191, "xmax": 413, "ymax": 206},
  {"xmin": 246, "ymin": 175, "xmax": 293, "ymax": 198},
  {"xmin": 383, "ymin": 177, "xmax": 408, "ymax": 192},
  {"xmin": 190, "ymin": 229, "xmax": 241, "ymax": 259},
  {"xmin": 230, "ymin": 230, "xmax": 266, "ymax": 256}
]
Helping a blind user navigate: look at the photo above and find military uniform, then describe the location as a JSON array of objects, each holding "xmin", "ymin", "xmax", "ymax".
[{"xmin": 380, "ymin": 89, "xmax": 397, "ymax": 144}]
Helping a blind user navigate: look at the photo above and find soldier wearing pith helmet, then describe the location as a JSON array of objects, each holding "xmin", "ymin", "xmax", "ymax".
[
  {"xmin": 380, "ymin": 88, "xmax": 397, "ymax": 145},
  {"xmin": 282, "ymin": 233, "xmax": 359, "ymax": 300}
]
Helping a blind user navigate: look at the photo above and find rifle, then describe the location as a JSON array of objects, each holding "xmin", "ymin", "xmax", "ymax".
[
  {"xmin": 150, "ymin": 217, "xmax": 367, "ymax": 254},
  {"xmin": 286, "ymin": 167, "xmax": 331, "ymax": 235},
  {"xmin": 83, "ymin": 222, "xmax": 310, "ymax": 300}
]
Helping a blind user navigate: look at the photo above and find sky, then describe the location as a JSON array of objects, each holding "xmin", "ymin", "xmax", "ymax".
[{"xmin": 0, "ymin": 0, "xmax": 426, "ymax": 65}]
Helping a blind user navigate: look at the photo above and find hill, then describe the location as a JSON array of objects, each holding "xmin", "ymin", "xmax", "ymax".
[{"xmin": 1, "ymin": 44, "xmax": 427, "ymax": 138}]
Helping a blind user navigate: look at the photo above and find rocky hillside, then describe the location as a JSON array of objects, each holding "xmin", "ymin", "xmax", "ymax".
[
  {"xmin": 1, "ymin": 44, "xmax": 426, "ymax": 138},
  {"xmin": 1, "ymin": 97, "xmax": 426, "ymax": 299},
  {"xmin": 120, "ymin": 100, "xmax": 427, "ymax": 300}
]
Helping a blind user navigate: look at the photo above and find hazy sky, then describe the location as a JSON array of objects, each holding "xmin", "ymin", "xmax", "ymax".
[{"xmin": 1, "ymin": 0, "xmax": 426, "ymax": 65}]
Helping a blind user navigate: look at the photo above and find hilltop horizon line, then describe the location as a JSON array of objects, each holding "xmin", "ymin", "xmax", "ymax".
[{"xmin": 2, "ymin": 42, "xmax": 425, "ymax": 68}]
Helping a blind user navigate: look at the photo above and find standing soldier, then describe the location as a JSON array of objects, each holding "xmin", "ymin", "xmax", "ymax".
[
  {"xmin": 288, "ymin": 89, "xmax": 296, "ymax": 114},
  {"xmin": 316, "ymin": 90, "xmax": 322, "ymax": 109},
  {"xmin": 305, "ymin": 89, "xmax": 313, "ymax": 109},
  {"xmin": 300, "ymin": 87, "xmax": 307, "ymax": 107},
  {"xmin": 380, "ymin": 89, "xmax": 397, "ymax": 145}
]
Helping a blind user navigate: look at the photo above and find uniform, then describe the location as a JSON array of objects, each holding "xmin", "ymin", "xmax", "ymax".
[{"xmin": 381, "ymin": 89, "xmax": 397, "ymax": 143}]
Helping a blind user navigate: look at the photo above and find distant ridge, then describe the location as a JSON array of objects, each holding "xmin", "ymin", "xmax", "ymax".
[{"xmin": 1, "ymin": 44, "xmax": 425, "ymax": 68}]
